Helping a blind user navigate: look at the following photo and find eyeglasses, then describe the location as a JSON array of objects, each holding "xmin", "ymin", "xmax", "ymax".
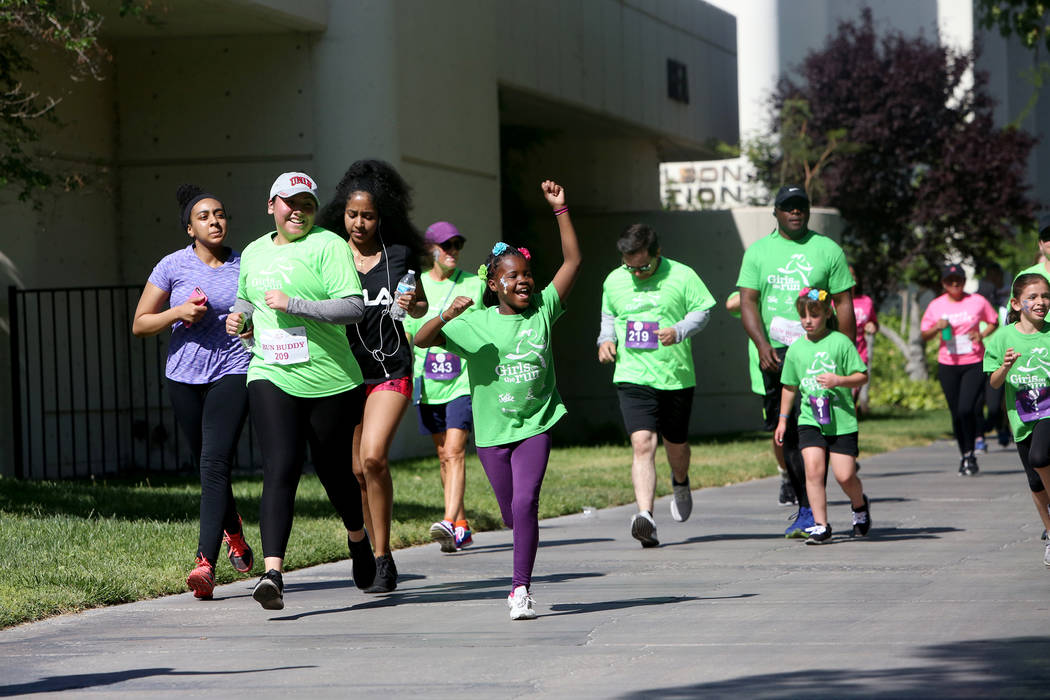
[
  {"xmin": 439, "ymin": 238, "xmax": 464, "ymax": 251},
  {"xmin": 622, "ymin": 261, "xmax": 654, "ymax": 273}
]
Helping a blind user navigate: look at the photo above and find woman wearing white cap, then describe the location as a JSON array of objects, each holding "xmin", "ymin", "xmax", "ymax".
[
  {"xmin": 226, "ymin": 171, "xmax": 375, "ymax": 611},
  {"xmin": 403, "ymin": 222, "xmax": 482, "ymax": 552},
  {"xmin": 317, "ymin": 159, "xmax": 429, "ymax": 593}
]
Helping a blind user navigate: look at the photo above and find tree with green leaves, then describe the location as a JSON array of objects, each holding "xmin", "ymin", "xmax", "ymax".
[
  {"xmin": 977, "ymin": 0, "xmax": 1050, "ymax": 53},
  {"xmin": 0, "ymin": 0, "xmax": 149, "ymax": 202}
]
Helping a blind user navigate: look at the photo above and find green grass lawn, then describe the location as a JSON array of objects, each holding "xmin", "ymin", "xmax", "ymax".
[{"xmin": 0, "ymin": 408, "xmax": 951, "ymax": 629}]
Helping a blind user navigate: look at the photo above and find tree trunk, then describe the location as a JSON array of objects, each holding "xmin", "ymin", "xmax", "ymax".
[{"xmin": 879, "ymin": 290, "xmax": 929, "ymax": 381}]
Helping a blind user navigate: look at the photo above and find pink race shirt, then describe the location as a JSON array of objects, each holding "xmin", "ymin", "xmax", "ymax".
[
  {"xmin": 920, "ymin": 293, "xmax": 998, "ymax": 365},
  {"xmin": 853, "ymin": 295, "xmax": 876, "ymax": 364}
]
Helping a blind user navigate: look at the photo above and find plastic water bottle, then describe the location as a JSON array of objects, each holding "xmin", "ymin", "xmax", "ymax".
[
  {"xmin": 389, "ymin": 270, "xmax": 415, "ymax": 321},
  {"xmin": 940, "ymin": 315, "xmax": 952, "ymax": 341}
]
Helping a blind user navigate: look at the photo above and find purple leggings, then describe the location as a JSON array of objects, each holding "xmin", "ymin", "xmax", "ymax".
[{"xmin": 476, "ymin": 431, "xmax": 552, "ymax": 591}]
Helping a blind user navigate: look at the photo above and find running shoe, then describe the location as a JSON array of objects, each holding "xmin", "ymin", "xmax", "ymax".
[
  {"xmin": 785, "ymin": 506, "xmax": 814, "ymax": 538},
  {"xmin": 962, "ymin": 455, "xmax": 980, "ymax": 476},
  {"xmin": 364, "ymin": 553, "xmax": 397, "ymax": 593},
  {"xmin": 252, "ymin": 569, "xmax": 284, "ymax": 610},
  {"xmin": 804, "ymin": 523, "xmax": 833, "ymax": 545},
  {"xmin": 1042, "ymin": 529, "xmax": 1048, "ymax": 541},
  {"xmin": 223, "ymin": 516, "xmax": 254, "ymax": 573},
  {"xmin": 454, "ymin": 525, "xmax": 474, "ymax": 549},
  {"xmin": 778, "ymin": 480, "xmax": 797, "ymax": 506},
  {"xmin": 348, "ymin": 532, "xmax": 376, "ymax": 590},
  {"xmin": 670, "ymin": 476, "xmax": 693, "ymax": 522},
  {"xmin": 1045, "ymin": 543, "xmax": 1050, "ymax": 567},
  {"xmin": 975, "ymin": 436, "xmax": 987, "ymax": 454},
  {"xmin": 186, "ymin": 554, "xmax": 215, "ymax": 600},
  {"xmin": 851, "ymin": 495, "xmax": 871, "ymax": 537},
  {"xmin": 630, "ymin": 511, "xmax": 659, "ymax": 548},
  {"xmin": 430, "ymin": 520, "xmax": 457, "ymax": 553},
  {"xmin": 507, "ymin": 585, "xmax": 537, "ymax": 620},
  {"xmin": 998, "ymin": 429, "xmax": 1012, "ymax": 448}
]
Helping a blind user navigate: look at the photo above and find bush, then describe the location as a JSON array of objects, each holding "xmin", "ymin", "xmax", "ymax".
[{"xmin": 869, "ymin": 313, "xmax": 943, "ymax": 411}]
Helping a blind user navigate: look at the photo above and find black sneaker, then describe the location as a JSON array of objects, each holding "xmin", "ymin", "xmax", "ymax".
[
  {"xmin": 778, "ymin": 480, "xmax": 797, "ymax": 507},
  {"xmin": 851, "ymin": 495, "xmax": 871, "ymax": 537},
  {"xmin": 348, "ymin": 532, "xmax": 376, "ymax": 590},
  {"xmin": 804, "ymin": 523, "xmax": 833, "ymax": 545},
  {"xmin": 252, "ymin": 569, "xmax": 284, "ymax": 610},
  {"xmin": 962, "ymin": 455, "xmax": 979, "ymax": 476},
  {"xmin": 364, "ymin": 554, "xmax": 397, "ymax": 593}
]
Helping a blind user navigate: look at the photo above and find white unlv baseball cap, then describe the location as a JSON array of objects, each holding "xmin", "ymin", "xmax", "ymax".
[{"xmin": 269, "ymin": 172, "xmax": 319, "ymax": 206}]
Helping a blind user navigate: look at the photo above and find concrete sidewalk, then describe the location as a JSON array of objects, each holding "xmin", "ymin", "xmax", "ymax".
[{"xmin": 3, "ymin": 439, "xmax": 1050, "ymax": 698}]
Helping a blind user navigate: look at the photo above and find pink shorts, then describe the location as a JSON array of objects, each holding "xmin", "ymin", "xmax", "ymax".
[{"xmin": 364, "ymin": 376, "xmax": 412, "ymax": 399}]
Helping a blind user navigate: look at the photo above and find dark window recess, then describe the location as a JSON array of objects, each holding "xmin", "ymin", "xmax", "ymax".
[{"xmin": 667, "ymin": 59, "xmax": 689, "ymax": 104}]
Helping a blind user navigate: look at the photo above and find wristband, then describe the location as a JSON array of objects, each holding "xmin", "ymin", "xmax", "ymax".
[
  {"xmin": 553, "ymin": 206, "xmax": 568, "ymax": 216},
  {"xmin": 778, "ymin": 413, "xmax": 789, "ymax": 419},
  {"xmin": 439, "ymin": 310, "xmax": 448, "ymax": 323}
]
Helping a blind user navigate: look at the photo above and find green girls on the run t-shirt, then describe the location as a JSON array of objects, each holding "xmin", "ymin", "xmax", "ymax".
[
  {"xmin": 983, "ymin": 323, "xmax": 1050, "ymax": 442},
  {"xmin": 781, "ymin": 330, "xmax": 868, "ymax": 435},
  {"xmin": 735, "ymin": 229, "xmax": 854, "ymax": 349},
  {"xmin": 403, "ymin": 269, "xmax": 483, "ymax": 405},
  {"xmin": 440, "ymin": 284, "xmax": 566, "ymax": 447},
  {"xmin": 238, "ymin": 226, "xmax": 364, "ymax": 397},
  {"xmin": 600, "ymin": 257, "xmax": 716, "ymax": 390}
]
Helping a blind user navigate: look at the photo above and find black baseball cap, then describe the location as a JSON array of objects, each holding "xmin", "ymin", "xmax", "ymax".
[
  {"xmin": 1038, "ymin": 213, "xmax": 1050, "ymax": 241},
  {"xmin": 941, "ymin": 263, "xmax": 965, "ymax": 280},
  {"xmin": 774, "ymin": 185, "xmax": 810, "ymax": 209}
]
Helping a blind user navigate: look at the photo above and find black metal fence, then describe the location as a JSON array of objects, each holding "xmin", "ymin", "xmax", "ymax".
[{"xmin": 9, "ymin": 284, "xmax": 259, "ymax": 479}]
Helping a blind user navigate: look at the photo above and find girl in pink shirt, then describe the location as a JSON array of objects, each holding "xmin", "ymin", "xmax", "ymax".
[{"xmin": 920, "ymin": 264, "xmax": 999, "ymax": 475}]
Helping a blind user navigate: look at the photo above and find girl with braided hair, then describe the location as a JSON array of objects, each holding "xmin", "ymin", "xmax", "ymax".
[
  {"xmin": 317, "ymin": 159, "xmax": 429, "ymax": 593},
  {"xmin": 414, "ymin": 180, "xmax": 581, "ymax": 620}
]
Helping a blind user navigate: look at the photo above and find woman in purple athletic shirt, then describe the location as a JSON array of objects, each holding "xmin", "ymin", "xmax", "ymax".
[{"xmin": 133, "ymin": 184, "xmax": 254, "ymax": 600}]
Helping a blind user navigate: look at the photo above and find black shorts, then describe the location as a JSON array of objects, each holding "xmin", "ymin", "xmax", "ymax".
[
  {"xmin": 417, "ymin": 395, "xmax": 473, "ymax": 435},
  {"xmin": 797, "ymin": 426, "xmax": 859, "ymax": 457},
  {"xmin": 761, "ymin": 346, "xmax": 796, "ymax": 431},
  {"xmin": 616, "ymin": 383, "xmax": 693, "ymax": 444}
]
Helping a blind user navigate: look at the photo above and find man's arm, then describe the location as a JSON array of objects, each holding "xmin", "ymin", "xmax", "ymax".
[
  {"xmin": 832, "ymin": 289, "xmax": 856, "ymax": 343},
  {"xmin": 739, "ymin": 287, "xmax": 779, "ymax": 370}
]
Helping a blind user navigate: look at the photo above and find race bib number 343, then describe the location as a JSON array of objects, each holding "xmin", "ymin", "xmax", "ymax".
[{"xmin": 258, "ymin": 326, "xmax": 310, "ymax": 365}]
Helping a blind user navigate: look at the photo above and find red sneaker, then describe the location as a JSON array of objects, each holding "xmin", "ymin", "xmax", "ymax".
[
  {"xmin": 186, "ymin": 555, "xmax": 215, "ymax": 599},
  {"xmin": 223, "ymin": 516, "xmax": 254, "ymax": 573}
]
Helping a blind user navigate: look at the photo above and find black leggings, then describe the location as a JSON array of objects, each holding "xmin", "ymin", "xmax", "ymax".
[
  {"xmin": 936, "ymin": 362, "xmax": 985, "ymax": 456},
  {"xmin": 167, "ymin": 374, "xmax": 249, "ymax": 564},
  {"xmin": 248, "ymin": 380, "xmax": 366, "ymax": 559},
  {"xmin": 762, "ymin": 347, "xmax": 813, "ymax": 508},
  {"xmin": 1015, "ymin": 421, "xmax": 1050, "ymax": 493},
  {"xmin": 984, "ymin": 378, "xmax": 1006, "ymax": 436}
]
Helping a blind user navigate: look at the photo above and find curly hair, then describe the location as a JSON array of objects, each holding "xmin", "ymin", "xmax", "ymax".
[
  {"xmin": 176, "ymin": 183, "xmax": 223, "ymax": 230},
  {"xmin": 316, "ymin": 159, "xmax": 425, "ymax": 267},
  {"xmin": 480, "ymin": 243, "xmax": 529, "ymax": 308},
  {"xmin": 1007, "ymin": 273, "xmax": 1050, "ymax": 325}
]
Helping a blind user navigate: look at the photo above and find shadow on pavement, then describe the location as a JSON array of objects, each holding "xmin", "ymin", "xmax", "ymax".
[
  {"xmin": 545, "ymin": 593, "xmax": 756, "ymax": 617},
  {"xmin": 616, "ymin": 636, "xmax": 1050, "ymax": 699},
  {"xmin": 0, "ymin": 666, "xmax": 315, "ymax": 697}
]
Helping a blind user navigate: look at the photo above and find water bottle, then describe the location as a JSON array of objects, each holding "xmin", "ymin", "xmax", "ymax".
[
  {"xmin": 389, "ymin": 269, "xmax": 415, "ymax": 321},
  {"xmin": 940, "ymin": 315, "xmax": 952, "ymax": 341}
]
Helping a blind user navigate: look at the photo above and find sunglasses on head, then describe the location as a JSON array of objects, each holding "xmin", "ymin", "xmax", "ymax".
[
  {"xmin": 439, "ymin": 238, "xmax": 464, "ymax": 251},
  {"xmin": 622, "ymin": 261, "xmax": 654, "ymax": 273}
]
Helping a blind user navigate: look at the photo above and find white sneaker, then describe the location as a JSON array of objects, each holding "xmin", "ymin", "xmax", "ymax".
[
  {"xmin": 429, "ymin": 520, "xmax": 456, "ymax": 553},
  {"xmin": 1043, "ymin": 543, "xmax": 1050, "ymax": 568},
  {"xmin": 670, "ymin": 478, "xmax": 693, "ymax": 522},
  {"xmin": 507, "ymin": 585, "xmax": 537, "ymax": 620},
  {"xmin": 630, "ymin": 511, "xmax": 659, "ymax": 548}
]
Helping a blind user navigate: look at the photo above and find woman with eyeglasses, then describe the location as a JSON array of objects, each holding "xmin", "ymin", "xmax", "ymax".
[
  {"xmin": 920, "ymin": 263, "xmax": 998, "ymax": 476},
  {"xmin": 403, "ymin": 222, "xmax": 483, "ymax": 552},
  {"xmin": 316, "ymin": 159, "xmax": 429, "ymax": 593}
]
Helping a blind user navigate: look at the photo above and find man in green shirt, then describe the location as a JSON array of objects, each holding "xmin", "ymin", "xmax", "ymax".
[
  {"xmin": 736, "ymin": 185, "xmax": 856, "ymax": 537},
  {"xmin": 598, "ymin": 223, "xmax": 716, "ymax": 547}
]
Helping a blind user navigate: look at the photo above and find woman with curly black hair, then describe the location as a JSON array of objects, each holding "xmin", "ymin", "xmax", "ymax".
[{"xmin": 317, "ymin": 159, "xmax": 428, "ymax": 593}]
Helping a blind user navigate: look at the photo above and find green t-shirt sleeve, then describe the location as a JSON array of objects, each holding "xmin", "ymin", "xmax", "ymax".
[
  {"xmin": 735, "ymin": 244, "xmax": 760, "ymax": 290},
  {"xmin": 684, "ymin": 270, "xmax": 717, "ymax": 315},
  {"xmin": 841, "ymin": 335, "xmax": 868, "ymax": 375},
  {"xmin": 538, "ymin": 284, "xmax": 565, "ymax": 324},
  {"xmin": 983, "ymin": 329, "xmax": 1004, "ymax": 373},
  {"xmin": 442, "ymin": 312, "xmax": 484, "ymax": 356},
  {"xmin": 826, "ymin": 244, "xmax": 854, "ymax": 295},
  {"xmin": 781, "ymin": 345, "xmax": 800, "ymax": 387},
  {"xmin": 319, "ymin": 234, "xmax": 362, "ymax": 299}
]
